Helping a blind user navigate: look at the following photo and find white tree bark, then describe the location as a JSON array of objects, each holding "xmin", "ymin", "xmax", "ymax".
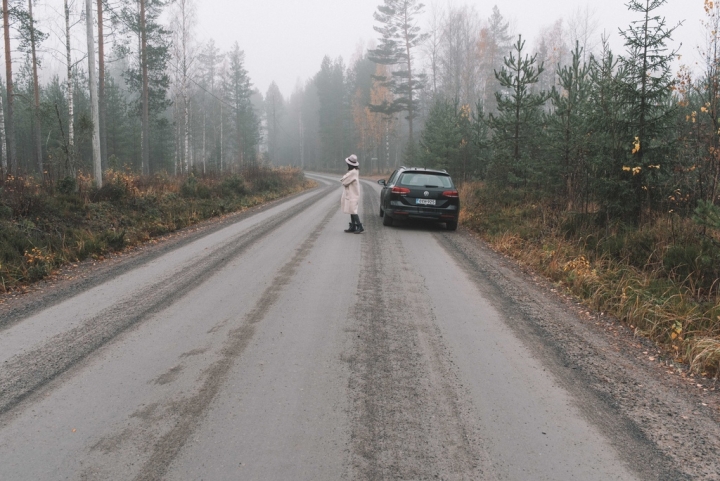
[
  {"xmin": 0, "ymin": 94, "xmax": 6, "ymax": 174},
  {"xmin": 86, "ymin": 0, "xmax": 102, "ymax": 186},
  {"xmin": 64, "ymin": 0, "xmax": 74, "ymax": 152}
]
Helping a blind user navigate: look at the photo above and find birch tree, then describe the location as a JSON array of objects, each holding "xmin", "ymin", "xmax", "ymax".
[
  {"xmin": 170, "ymin": 0, "xmax": 196, "ymax": 172},
  {"xmin": 85, "ymin": 0, "xmax": 101, "ymax": 186},
  {"xmin": 64, "ymin": 0, "xmax": 74, "ymax": 164}
]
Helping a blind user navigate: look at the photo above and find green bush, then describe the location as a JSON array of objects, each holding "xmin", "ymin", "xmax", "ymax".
[
  {"xmin": 57, "ymin": 176, "xmax": 77, "ymax": 195},
  {"xmin": 180, "ymin": 175, "xmax": 199, "ymax": 198},
  {"xmin": 221, "ymin": 175, "xmax": 247, "ymax": 196}
]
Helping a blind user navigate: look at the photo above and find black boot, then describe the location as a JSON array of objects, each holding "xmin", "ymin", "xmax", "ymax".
[
  {"xmin": 354, "ymin": 217, "xmax": 365, "ymax": 234},
  {"xmin": 344, "ymin": 222, "xmax": 357, "ymax": 233}
]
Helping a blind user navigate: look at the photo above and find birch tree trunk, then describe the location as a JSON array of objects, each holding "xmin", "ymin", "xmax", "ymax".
[
  {"xmin": 202, "ymin": 112, "xmax": 206, "ymax": 174},
  {"xmin": 220, "ymin": 102, "xmax": 223, "ymax": 172},
  {"xmin": 0, "ymin": 93, "xmax": 6, "ymax": 177},
  {"xmin": 97, "ymin": 0, "xmax": 107, "ymax": 169},
  {"xmin": 3, "ymin": 0, "xmax": 16, "ymax": 175},
  {"xmin": 64, "ymin": 0, "xmax": 74, "ymax": 163},
  {"xmin": 139, "ymin": 0, "xmax": 150, "ymax": 175},
  {"xmin": 85, "ymin": 0, "xmax": 102, "ymax": 186}
]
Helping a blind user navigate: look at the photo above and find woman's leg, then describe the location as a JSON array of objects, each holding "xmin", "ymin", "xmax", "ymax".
[
  {"xmin": 345, "ymin": 215, "xmax": 357, "ymax": 232},
  {"xmin": 353, "ymin": 214, "xmax": 364, "ymax": 234}
]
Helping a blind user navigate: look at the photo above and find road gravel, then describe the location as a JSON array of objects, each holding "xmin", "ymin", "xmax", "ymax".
[{"xmin": 0, "ymin": 173, "xmax": 717, "ymax": 480}]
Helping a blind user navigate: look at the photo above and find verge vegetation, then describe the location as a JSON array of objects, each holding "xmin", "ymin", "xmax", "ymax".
[
  {"xmin": 0, "ymin": 167, "xmax": 312, "ymax": 292},
  {"xmin": 460, "ymin": 183, "xmax": 720, "ymax": 377}
]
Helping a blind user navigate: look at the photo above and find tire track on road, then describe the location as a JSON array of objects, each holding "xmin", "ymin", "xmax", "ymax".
[
  {"xmin": 346, "ymin": 184, "xmax": 491, "ymax": 480},
  {"xmin": 130, "ymin": 202, "xmax": 339, "ymax": 481},
  {"xmin": 0, "ymin": 185, "xmax": 335, "ymax": 418},
  {"xmin": 0, "ymin": 184, "xmax": 325, "ymax": 332}
]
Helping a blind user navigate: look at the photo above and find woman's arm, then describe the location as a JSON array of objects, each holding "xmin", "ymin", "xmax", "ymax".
[{"xmin": 341, "ymin": 171, "xmax": 357, "ymax": 186}]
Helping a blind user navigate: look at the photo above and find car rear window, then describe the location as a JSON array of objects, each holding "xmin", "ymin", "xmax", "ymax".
[{"xmin": 398, "ymin": 173, "xmax": 453, "ymax": 188}]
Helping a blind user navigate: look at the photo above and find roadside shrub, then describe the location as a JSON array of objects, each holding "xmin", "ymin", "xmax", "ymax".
[
  {"xmin": 0, "ymin": 167, "xmax": 311, "ymax": 293},
  {"xmin": 180, "ymin": 175, "xmax": 199, "ymax": 198},
  {"xmin": 252, "ymin": 176, "xmax": 280, "ymax": 193},
  {"xmin": 221, "ymin": 175, "xmax": 247, "ymax": 196},
  {"xmin": 664, "ymin": 241, "xmax": 720, "ymax": 294},
  {"xmin": 57, "ymin": 176, "xmax": 76, "ymax": 195},
  {"xmin": 459, "ymin": 180, "xmax": 720, "ymax": 376}
]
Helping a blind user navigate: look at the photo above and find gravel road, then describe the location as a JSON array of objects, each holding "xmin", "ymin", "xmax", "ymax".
[{"xmin": 0, "ymin": 173, "xmax": 718, "ymax": 480}]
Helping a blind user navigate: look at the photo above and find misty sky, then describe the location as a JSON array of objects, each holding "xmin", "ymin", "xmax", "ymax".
[{"xmin": 197, "ymin": 0, "xmax": 705, "ymax": 98}]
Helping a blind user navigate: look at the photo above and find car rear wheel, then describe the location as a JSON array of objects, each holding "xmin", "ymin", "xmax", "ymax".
[
  {"xmin": 382, "ymin": 213, "xmax": 393, "ymax": 226},
  {"xmin": 379, "ymin": 206, "xmax": 384, "ymax": 217},
  {"xmin": 446, "ymin": 220, "xmax": 458, "ymax": 231}
]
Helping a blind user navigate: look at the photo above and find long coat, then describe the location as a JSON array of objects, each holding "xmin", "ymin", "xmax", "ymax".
[{"xmin": 340, "ymin": 169, "xmax": 360, "ymax": 215}]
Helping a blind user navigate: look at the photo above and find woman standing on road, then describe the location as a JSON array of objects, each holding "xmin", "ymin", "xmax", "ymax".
[{"xmin": 341, "ymin": 155, "xmax": 364, "ymax": 234}]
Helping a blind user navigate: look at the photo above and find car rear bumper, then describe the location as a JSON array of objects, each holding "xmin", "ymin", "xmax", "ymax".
[{"xmin": 386, "ymin": 205, "xmax": 458, "ymax": 221}]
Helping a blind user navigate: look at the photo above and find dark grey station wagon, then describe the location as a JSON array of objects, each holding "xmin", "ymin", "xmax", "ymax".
[{"xmin": 378, "ymin": 167, "xmax": 460, "ymax": 231}]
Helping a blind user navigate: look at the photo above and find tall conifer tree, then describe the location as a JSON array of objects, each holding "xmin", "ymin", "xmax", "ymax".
[{"xmin": 368, "ymin": 0, "xmax": 428, "ymax": 162}]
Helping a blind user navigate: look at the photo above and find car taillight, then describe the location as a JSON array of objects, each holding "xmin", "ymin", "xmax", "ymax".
[
  {"xmin": 392, "ymin": 186, "xmax": 411, "ymax": 195},
  {"xmin": 442, "ymin": 190, "xmax": 459, "ymax": 198}
]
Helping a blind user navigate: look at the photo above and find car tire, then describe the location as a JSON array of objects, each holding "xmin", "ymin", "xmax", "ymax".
[
  {"xmin": 382, "ymin": 213, "xmax": 393, "ymax": 226},
  {"xmin": 379, "ymin": 206, "xmax": 384, "ymax": 217},
  {"xmin": 446, "ymin": 220, "xmax": 458, "ymax": 231}
]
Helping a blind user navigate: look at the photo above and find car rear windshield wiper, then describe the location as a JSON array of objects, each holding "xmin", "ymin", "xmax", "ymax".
[{"xmin": 424, "ymin": 185, "xmax": 439, "ymax": 188}]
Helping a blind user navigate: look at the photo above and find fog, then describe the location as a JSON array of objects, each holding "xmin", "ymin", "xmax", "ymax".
[{"xmin": 196, "ymin": 0, "xmax": 705, "ymax": 97}]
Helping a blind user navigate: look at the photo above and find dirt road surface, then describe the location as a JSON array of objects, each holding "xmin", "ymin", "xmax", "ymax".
[{"xmin": 0, "ymin": 173, "xmax": 718, "ymax": 480}]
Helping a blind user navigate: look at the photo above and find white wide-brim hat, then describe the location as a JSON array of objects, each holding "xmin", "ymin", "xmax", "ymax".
[{"xmin": 345, "ymin": 154, "xmax": 359, "ymax": 167}]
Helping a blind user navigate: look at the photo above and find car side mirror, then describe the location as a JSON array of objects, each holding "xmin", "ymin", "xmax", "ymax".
[{"xmin": 377, "ymin": 179, "xmax": 386, "ymax": 186}]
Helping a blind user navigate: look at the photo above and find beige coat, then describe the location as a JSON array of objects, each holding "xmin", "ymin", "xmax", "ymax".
[{"xmin": 340, "ymin": 169, "xmax": 360, "ymax": 215}]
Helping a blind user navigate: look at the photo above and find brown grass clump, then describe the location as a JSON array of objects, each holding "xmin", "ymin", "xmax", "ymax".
[{"xmin": 459, "ymin": 181, "xmax": 720, "ymax": 377}]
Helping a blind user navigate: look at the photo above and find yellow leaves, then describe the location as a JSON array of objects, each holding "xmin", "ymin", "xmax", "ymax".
[
  {"xmin": 671, "ymin": 321, "xmax": 683, "ymax": 341},
  {"xmin": 648, "ymin": 164, "xmax": 660, "ymax": 170},
  {"xmin": 701, "ymin": 106, "xmax": 709, "ymax": 113},
  {"xmin": 460, "ymin": 104, "xmax": 471, "ymax": 120},
  {"xmin": 631, "ymin": 136, "xmax": 641, "ymax": 154},
  {"xmin": 623, "ymin": 166, "xmax": 642, "ymax": 175},
  {"xmin": 24, "ymin": 247, "xmax": 51, "ymax": 266}
]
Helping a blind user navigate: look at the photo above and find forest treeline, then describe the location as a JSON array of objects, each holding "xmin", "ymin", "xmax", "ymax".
[
  {"xmin": 1, "ymin": 0, "xmax": 718, "ymax": 228},
  {"xmin": 0, "ymin": 0, "xmax": 261, "ymax": 186}
]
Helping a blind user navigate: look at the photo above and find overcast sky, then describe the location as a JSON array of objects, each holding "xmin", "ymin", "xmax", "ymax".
[{"xmin": 196, "ymin": 0, "xmax": 705, "ymax": 98}]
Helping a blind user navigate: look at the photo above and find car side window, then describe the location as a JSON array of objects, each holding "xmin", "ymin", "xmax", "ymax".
[{"xmin": 388, "ymin": 170, "xmax": 399, "ymax": 185}]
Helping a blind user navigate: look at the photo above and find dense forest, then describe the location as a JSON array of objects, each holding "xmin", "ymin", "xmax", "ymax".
[{"xmin": 0, "ymin": 0, "xmax": 718, "ymax": 228}]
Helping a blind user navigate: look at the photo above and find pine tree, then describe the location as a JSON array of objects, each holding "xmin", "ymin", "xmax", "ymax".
[
  {"xmin": 111, "ymin": 0, "xmax": 172, "ymax": 173},
  {"xmin": 315, "ymin": 56, "xmax": 348, "ymax": 169},
  {"xmin": 480, "ymin": 6, "xmax": 512, "ymax": 113},
  {"xmin": 368, "ymin": 0, "xmax": 428, "ymax": 162},
  {"xmin": 225, "ymin": 42, "xmax": 259, "ymax": 170},
  {"xmin": 587, "ymin": 40, "xmax": 632, "ymax": 220},
  {"xmin": 488, "ymin": 35, "xmax": 546, "ymax": 187},
  {"xmin": 265, "ymin": 82, "xmax": 283, "ymax": 163},
  {"xmin": 420, "ymin": 98, "xmax": 461, "ymax": 173},
  {"xmin": 548, "ymin": 42, "xmax": 592, "ymax": 207},
  {"xmin": 618, "ymin": 0, "xmax": 681, "ymax": 222}
]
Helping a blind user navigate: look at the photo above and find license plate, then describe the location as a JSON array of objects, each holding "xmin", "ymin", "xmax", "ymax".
[{"xmin": 416, "ymin": 199, "xmax": 436, "ymax": 206}]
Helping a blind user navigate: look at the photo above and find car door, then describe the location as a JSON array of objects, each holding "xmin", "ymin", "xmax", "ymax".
[{"xmin": 381, "ymin": 170, "xmax": 399, "ymax": 209}]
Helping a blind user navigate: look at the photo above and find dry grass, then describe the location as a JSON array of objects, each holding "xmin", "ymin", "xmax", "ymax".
[
  {"xmin": 459, "ymin": 181, "xmax": 720, "ymax": 377},
  {"xmin": 0, "ymin": 166, "xmax": 312, "ymax": 292}
]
